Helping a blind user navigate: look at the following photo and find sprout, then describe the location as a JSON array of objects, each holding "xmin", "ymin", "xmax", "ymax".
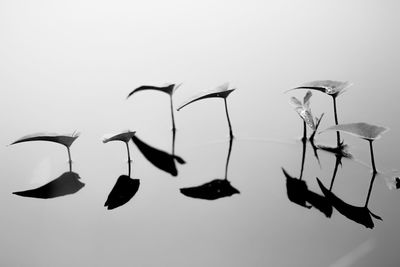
[
  {"xmin": 322, "ymin": 122, "xmax": 389, "ymax": 174},
  {"xmin": 177, "ymin": 82, "xmax": 235, "ymax": 138},
  {"xmin": 289, "ymin": 80, "xmax": 353, "ymax": 147},
  {"xmin": 127, "ymin": 83, "xmax": 181, "ymax": 131},
  {"xmin": 103, "ymin": 131, "xmax": 136, "ymax": 177},
  {"xmin": 10, "ymin": 132, "xmax": 80, "ymax": 172}
]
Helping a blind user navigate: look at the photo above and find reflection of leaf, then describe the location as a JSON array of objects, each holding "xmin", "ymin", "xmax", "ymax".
[
  {"xmin": 282, "ymin": 168, "xmax": 311, "ymax": 208},
  {"xmin": 177, "ymin": 82, "xmax": 235, "ymax": 111},
  {"xmin": 306, "ymin": 190, "xmax": 333, "ymax": 218},
  {"xmin": 11, "ymin": 132, "xmax": 80, "ymax": 147},
  {"xmin": 13, "ymin": 172, "xmax": 84, "ymax": 199},
  {"xmin": 103, "ymin": 131, "xmax": 136, "ymax": 144},
  {"xmin": 180, "ymin": 179, "xmax": 239, "ymax": 200},
  {"xmin": 317, "ymin": 178, "xmax": 381, "ymax": 229},
  {"xmin": 127, "ymin": 84, "xmax": 179, "ymax": 98},
  {"xmin": 291, "ymin": 80, "xmax": 352, "ymax": 97},
  {"xmin": 131, "ymin": 135, "xmax": 185, "ymax": 176},
  {"xmin": 322, "ymin": 123, "xmax": 389, "ymax": 141},
  {"xmin": 104, "ymin": 175, "xmax": 140, "ymax": 210}
]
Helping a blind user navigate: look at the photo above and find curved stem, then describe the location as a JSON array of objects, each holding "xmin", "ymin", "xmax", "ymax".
[
  {"xmin": 126, "ymin": 142, "xmax": 132, "ymax": 177},
  {"xmin": 369, "ymin": 140, "xmax": 377, "ymax": 174},
  {"xmin": 224, "ymin": 136, "xmax": 234, "ymax": 180},
  {"xmin": 332, "ymin": 96, "xmax": 341, "ymax": 147},
  {"xmin": 67, "ymin": 147, "xmax": 72, "ymax": 172},
  {"xmin": 329, "ymin": 155, "xmax": 341, "ymax": 191},
  {"xmin": 224, "ymin": 98, "xmax": 234, "ymax": 138},
  {"xmin": 170, "ymin": 95, "xmax": 176, "ymax": 131}
]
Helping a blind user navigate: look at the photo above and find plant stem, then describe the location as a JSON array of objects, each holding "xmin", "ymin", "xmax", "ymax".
[
  {"xmin": 332, "ymin": 96, "xmax": 341, "ymax": 147},
  {"xmin": 171, "ymin": 128, "xmax": 176, "ymax": 156},
  {"xmin": 67, "ymin": 147, "xmax": 72, "ymax": 172},
  {"xmin": 126, "ymin": 142, "xmax": 132, "ymax": 177},
  {"xmin": 224, "ymin": 98, "xmax": 234, "ymax": 138},
  {"xmin": 299, "ymin": 136, "xmax": 307, "ymax": 180},
  {"xmin": 365, "ymin": 172, "xmax": 377, "ymax": 207},
  {"xmin": 224, "ymin": 136, "xmax": 233, "ymax": 180},
  {"xmin": 369, "ymin": 140, "xmax": 377, "ymax": 174},
  {"xmin": 170, "ymin": 95, "xmax": 176, "ymax": 131},
  {"xmin": 302, "ymin": 120, "xmax": 307, "ymax": 142},
  {"xmin": 329, "ymin": 155, "xmax": 341, "ymax": 191}
]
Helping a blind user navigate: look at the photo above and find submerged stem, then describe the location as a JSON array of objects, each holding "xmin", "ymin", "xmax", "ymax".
[
  {"xmin": 299, "ymin": 136, "xmax": 307, "ymax": 180},
  {"xmin": 365, "ymin": 172, "xmax": 377, "ymax": 207},
  {"xmin": 332, "ymin": 96, "xmax": 341, "ymax": 147},
  {"xmin": 126, "ymin": 142, "xmax": 132, "ymax": 177},
  {"xmin": 302, "ymin": 121, "xmax": 307, "ymax": 142},
  {"xmin": 329, "ymin": 155, "xmax": 341, "ymax": 191},
  {"xmin": 172, "ymin": 128, "xmax": 176, "ymax": 156},
  {"xmin": 224, "ymin": 98, "xmax": 234, "ymax": 138},
  {"xmin": 224, "ymin": 136, "xmax": 234, "ymax": 180},
  {"xmin": 67, "ymin": 146, "xmax": 72, "ymax": 172},
  {"xmin": 369, "ymin": 140, "xmax": 377, "ymax": 174},
  {"xmin": 170, "ymin": 95, "xmax": 176, "ymax": 131}
]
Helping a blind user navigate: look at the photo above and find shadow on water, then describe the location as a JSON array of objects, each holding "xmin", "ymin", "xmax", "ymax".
[
  {"xmin": 180, "ymin": 136, "xmax": 239, "ymax": 200},
  {"xmin": 13, "ymin": 171, "xmax": 84, "ymax": 199},
  {"xmin": 131, "ymin": 130, "xmax": 185, "ymax": 177},
  {"xmin": 282, "ymin": 138, "xmax": 332, "ymax": 217},
  {"xmin": 317, "ymin": 172, "xmax": 381, "ymax": 229}
]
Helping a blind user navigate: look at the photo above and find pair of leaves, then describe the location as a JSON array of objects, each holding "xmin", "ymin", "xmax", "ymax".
[{"xmin": 289, "ymin": 91, "xmax": 316, "ymax": 131}]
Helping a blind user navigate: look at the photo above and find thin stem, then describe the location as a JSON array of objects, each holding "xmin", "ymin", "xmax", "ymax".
[
  {"xmin": 67, "ymin": 147, "xmax": 72, "ymax": 172},
  {"xmin": 299, "ymin": 136, "xmax": 307, "ymax": 180},
  {"xmin": 170, "ymin": 95, "xmax": 176, "ymax": 131},
  {"xmin": 365, "ymin": 172, "xmax": 377, "ymax": 207},
  {"xmin": 224, "ymin": 98, "xmax": 234, "ymax": 138},
  {"xmin": 332, "ymin": 96, "xmax": 341, "ymax": 147},
  {"xmin": 329, "ymin": 155, "xmax": 341, "ymax": 191},
  {"xmin": 171, "ymin": 128, "xmax": 176, "ymax": 156},
  {"xmin": 369, "ymin": 140, "xmax": 377, "ymax": 174},
  {"xmin": 224, "ymin": 136, "xmax": 234, "ymax": 180},
  {"xmin": 126, "ymin": 142, "xmax": 132, "ymax": 177},
  {"xmin": 302, "ymin": 120, "xmax": 307, "ymax": 142}
]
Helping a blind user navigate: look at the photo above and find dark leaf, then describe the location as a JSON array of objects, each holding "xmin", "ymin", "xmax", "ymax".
[
  {"xmin": 127, "ymin": 84, "xmax": 179, "ymax": 98},
  {"xmin": 11, "ymin": 132, "xmax": 80, "ymax": 147},
  {"xmin": 13, "ymin": 172, "xmax": 84, "ymax": 199},
  {"xmin": 104, "ymin": 175, "xmax": 140, "ymax": 210},
  {"xmin": 180, "ymin": 179, "xmax": 239, "ymax": 200},
  {"xmin": 103, "ymin": 131, "xmax": 136, "ymax": 144}
]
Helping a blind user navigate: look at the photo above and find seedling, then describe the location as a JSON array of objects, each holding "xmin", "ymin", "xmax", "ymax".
[
  {"xmin": 103, "ymin": 131, "xmax": 140, "ymax": 210},
  {"xmin": 322, "ymin": 122, "xmax": 389, "ymax": 174},
  {"xmin": 289, "ymin": 80, "xmax": 352, "ymax": 148},
  {"xmin": 10, "ymin": 132, "xmax": 80, "ymax": 172},
  {"xmin": 127, "ymin": 83, "xmax": 181, "ymax": 131},
  {"xmin": 177, "ymin": 82, "xmax": 235, "ymax": 138}
]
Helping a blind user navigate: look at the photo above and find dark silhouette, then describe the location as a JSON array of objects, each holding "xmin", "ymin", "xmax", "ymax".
[
  {"xmin": 180, "ymin": 136, "xmax": 239, "ymax": 200},
  {"xmin": 103, "ymin": 131, "xmax": 140, "ymax": 210},
  {"xmin": 396, "ymin": 177, "xmax": 400, "ymax": 189},
  {"xmin": 177, "ymin": 83, "xmax": 235, "ymax": 138},
  {"xmin": 282, "ymin": 138, "xmax": 332, "ymax": 217},
  {"xmin": 13, "ymin": 172, "xmax": 84, "ymax": 199},
  {"xmin": 317, "ymin": 172, "xmax": 381, "ymax": 229},
  {"xmin": 131, "ymin": 134, "xmax": 185, "ymax": 176},
  {"xmin": 104, "ymin": 175, "xmax": 140, "ymax": 210},
  {"xmin": 127, "ymin": 84, "xmax": 180, "ymax": 131}
]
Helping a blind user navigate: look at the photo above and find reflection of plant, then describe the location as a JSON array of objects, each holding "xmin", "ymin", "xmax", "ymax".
[
  {"xmin": 289, "ymin": 90, "xmax": 324, "ymax": 142},
  {"xmin": 289, "ymin": 80, "xmax": 352, "ymax": 147},
  {"xmin": 178, "ymin": 82, "xmax": 235, "ymax": 138},
  {"xmin": 103, "ymin": 131, "xmax": 136, "ymax": 177},
  {"xmin": 127, "ymin": 84, "xmax": 181, "ymax": 131},
  {"xmin": 322, "ymin": 122, "xmax": 388, "ymax": 174},
  {"xmin": 10, "ymin": 132, "xmax": 80, "ymax": 172}
]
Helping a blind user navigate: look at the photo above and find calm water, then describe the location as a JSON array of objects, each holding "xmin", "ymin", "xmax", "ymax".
[{"xmin": 1, "ymin": 1, "xmax": 400, "ymax": 266}]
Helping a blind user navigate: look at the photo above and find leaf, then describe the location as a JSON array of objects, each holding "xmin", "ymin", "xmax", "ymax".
[
  {"xmin": 131, "ymin": 135, "xmax": 185, "ymax": 176},
  {"xmin": 103, "ymin": 131, "xmax": 136, "ymax": 144},
  {"xmin": 104, "ymin": 175, "xmax": 140, "ymax": 210},
  {"xmin": 317, "ymin": 178, "xmax": 380, "ymax": 229},
  {"xmin": 180, "ymin": 179, "xmax": 239, "ymax": 200},
  {"xmin": 127, "ymin": 84, "xmax": 177, "ymax": 98},
  {"xmin": 322, "ymin": 122, "xmax": 389, "ymax": 141},
  {"xmin": 289, "ymin": 92, "xmax": 316, "ymax": 131},
  {"xmin": 177, "ymin": 82, "xmax": 235, "ymax": 111},
  {"xmin": 13, "ymin": 172, "xmax": 84, "ymax": 199},
  {"xmin": 282, "ymin": 168, "xmax": 311, "ymax": 208},
  {"xmin": 10, "ymin": 132, "xmax": 80, "ymax": 147},
  {"xmin": 291, "ymin": 80, "xmax": 352, "ymax": 97}
]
